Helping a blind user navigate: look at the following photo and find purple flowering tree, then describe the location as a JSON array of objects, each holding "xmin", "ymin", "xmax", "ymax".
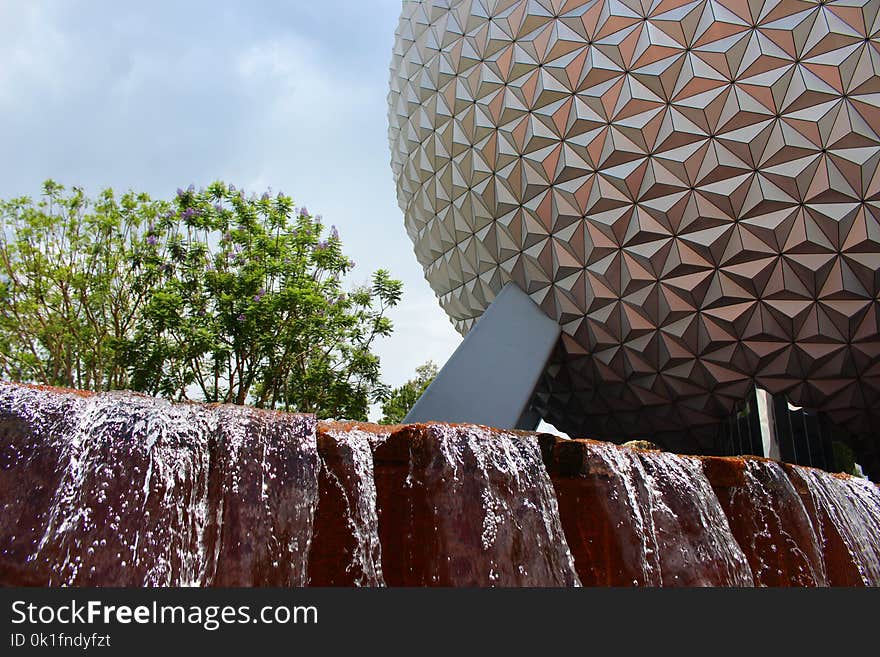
[
  {"xmin": 0, "ymin": 180, "xmax": 402, "ymax": 419},
  {"xmin": 0, "ymin": 180, "xmax": 168, "ymax": 390},
  {"xmin": 132, "ymin": 181, "xmax": 402, "ymax": 418}
]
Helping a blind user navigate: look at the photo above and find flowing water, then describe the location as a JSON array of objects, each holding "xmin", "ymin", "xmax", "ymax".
[
  {"xmin": 0, "ymin": 383, "xmax": 318, "ymax": 586},
  {"xmin": 2, "ymin": 382, "xmax": 878, "ymax": 587},
  {"xmin": 42, "ymin": 392, "xmax": 216, "ymax": 586},
  {"xmin": 310, "ymin": 424, "xmax": 385, "ymax": 586},
  {"xmin": 703, "ymin": 457, "xmax": 827, "ymax": 586},
  {"xmin": 377, "ymin": 424, "xmax": 580, "ymax": 586},
  {"xmin": 634, "ymin": 450, "xmax": 755, "ymax": 586},
  {"xmin": 548, "ymin": 439, "xmax": 754, "ymax": 586},
  {"xmin": 785, "ymin": 465, "xmax": 880, "ymax": 586}
]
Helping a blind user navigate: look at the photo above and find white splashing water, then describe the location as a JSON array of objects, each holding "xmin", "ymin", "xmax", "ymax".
[
  {"xmin": 561, "ymin": 441, "xmax": 754, "ymax": 586},
  {"xmin": 209, "ymin": 405, "xmax": 318, "ymax": 587},
  {"xmin": 632, "ymin": 449, "xmax": 754, "ymax": 586},
  {"xmin": 314, "ymin": 426, "xmax": 385, "ymax": 586},
  {"xmin": 786, "ymin": 466, "xmax": 880, "ymax": 585},
  {"xmin": 410, "ymin": 424, "xmax": 580, "ymax": 586},
  {"xmin": 0, "ymin": 383, "xmax": 318, "ymax": 587},
  {"xmin": 717, "ymin": 458, "xmax": 827, "ymax": 586},
  {"xmin": 2, "ymin": 386, "xmax": 214, "ymax": 585}
]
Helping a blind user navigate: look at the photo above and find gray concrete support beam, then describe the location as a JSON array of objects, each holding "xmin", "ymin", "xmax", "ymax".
[{"xmin": 404, "ymin": 282, "xmax": 561, "ymax": 429}]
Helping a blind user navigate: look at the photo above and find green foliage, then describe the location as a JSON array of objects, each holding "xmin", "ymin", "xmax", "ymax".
[
  {"xmin": 0, "ymin": 180, "xmax": 402, "ymax": 420},
  {"xmin": 0, "ymin": 180, "xmax": 166, "ymax": 390},
  {"xmin": 379, "ymin": 360, "xmax": 438, "ymax": 424},
  {"xmin": 832, "ymin": 440, "xmax": 859, "ymax": 476}
]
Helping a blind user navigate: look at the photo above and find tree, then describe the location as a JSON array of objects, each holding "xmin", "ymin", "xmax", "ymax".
[
  {"xmin": 0, "ymin": 180, "xmax": 166, "ymax": 391},
  {"xmin": 132, "ymin": 182, "xmax": 402, "ymax": 419},
  {"xmin": 0, "ymin": 181, "xmax": 402, "ymax": 420},
  {"xmin": 379, "ymin": 360, "xmax": 438, "ymax": 424}
]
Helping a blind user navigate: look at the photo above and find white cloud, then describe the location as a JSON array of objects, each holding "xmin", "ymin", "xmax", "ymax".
[
  {"xmin": 0, "ymin": 0, "xmax": 464, "ymax": 412},
  {"xmin": 0, "ymin": 2, "xmax": 71, "ymax": 107},
  {"xmin": 227, "ymin": 29, "xmax": 464, "ymax": 397}
]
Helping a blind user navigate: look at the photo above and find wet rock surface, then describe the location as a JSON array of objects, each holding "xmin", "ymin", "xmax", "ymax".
[
  {"xmin": 208, "ymin": 406, "xmax": 317, "ymax": 587},
  {"xmin": 0, "ymin": 383, "xmax": 317, "ymax": 586},
  {"xmin": 2, "ymin": 382, "xmax": 879, "ymax": 587},
  {"xmin": 0, "ymin": 385, "xmax": 87, "ymax": 585},
  {"xmin": 701, "ymin": 457, "xmax": 827, "ymax": 587},
  {"xmin": 782, "ymin": 464, "xmax": 880, "ymax": 586},
  {"xmin": 373, "ymin": 424, "xmax": 580, "ymax": 586},
  {"xmin": 308, "ymin": 422, "xmax": 385, "ymax": 586},
  {"xmin": 538, "ymin": 435, "xmax": 754, "ymax": 586}
]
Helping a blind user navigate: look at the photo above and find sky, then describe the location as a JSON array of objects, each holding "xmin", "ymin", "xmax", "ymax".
[{"xmin": 0, "ymin": 0, "xmax": 468, "ymax": 419}]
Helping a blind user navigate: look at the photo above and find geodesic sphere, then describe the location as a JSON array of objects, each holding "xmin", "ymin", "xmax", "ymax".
[{"xmin": 388, "ymin": 0, "xmax": 880, "ymax": 446}]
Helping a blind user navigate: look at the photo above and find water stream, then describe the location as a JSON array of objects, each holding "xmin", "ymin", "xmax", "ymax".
[{"xmin": 2, "ymin": 383, "xmax": 878, "ymax": 586}]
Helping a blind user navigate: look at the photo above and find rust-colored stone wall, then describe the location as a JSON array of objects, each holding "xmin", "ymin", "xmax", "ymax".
[
  {"xmin": 371, "ymin": 424, "xmax": 579, "ymax": 586},
  {"xmin": 538, "ymin": 435, "xmax": 755, "ymax": 586},
  {"xmin": 0, "ymin": 387, "xmax": 81, "ymax": 585},
  {"xmin": 781, "ymin": 463, "xmax": 880, "ymax": 586},
  {"xmin": 2, "ymin": 382, "xmax": 879, "ymax": 587},
  {"xmin": 308, "ymin": 422, "xmax": 388, "ymax": 586},
  {"xmin": 0, "ymin": 384, "xmax": 317, "ymax": 586},
  {"xmin": 701, "ymin": 457, "xmax": 827, "ymax": 586}
]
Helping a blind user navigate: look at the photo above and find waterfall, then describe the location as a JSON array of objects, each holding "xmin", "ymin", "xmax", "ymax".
[
  {"xmin": 372, "ymin": 423, "xmax": 580, "ymax": 586},
  {"xmin": 39, "ymin": 392, "xmax": 216, "ymax": 586},
  {"xmin": 541, "ymin": 437, "xmax": 753, "ymax": 586},
  {"xmin": 2, "ymin": 382, "xmax": 879, "ymax": 587},
  {"xmin": 0, "ymin": 383, "xmax": 318, "ymax": 586},
  {"xmin": 309, "ymin": 423, "xmax": 385, "ymax": 586},
  {"xmin": 703, "ymin": 457, "xmax": 827, "ymax": 586},
  {"xmin": 784, "ymin": 465, "xmax": 880, "ymax": 586}
]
